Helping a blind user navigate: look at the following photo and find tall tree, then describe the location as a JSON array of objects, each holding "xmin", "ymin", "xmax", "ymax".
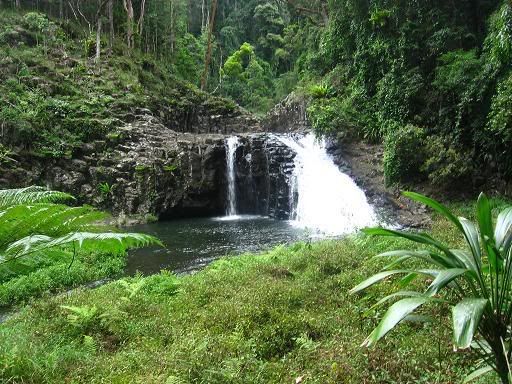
[
  {"xmin": 122, "ymin": 0, "xmax": 135, "ymax": 49},
  {"xmin": 137, "ymin": 0, "xmax": 147, "ymax": 35},
  {"xmin": 95, "ymin": 0, "xmax": 109, "ymax": 63},
  {"xmin": 107, "ymin": 0, "xmax": 114, "ymax": 52},
  {"xmin": 200, "ymin": 0, "xmax": 218, "ymax": 90}
]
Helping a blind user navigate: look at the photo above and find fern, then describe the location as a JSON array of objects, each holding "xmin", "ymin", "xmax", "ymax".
[
  {"xmin": 0, "ymin": 186, "xmax": 161, "ymax": 283},
  {"xmin": 118, "ymin": 279, "xmax": 146, "ymax": 300},
  {"xmin": 0, "ymin": 186, "xmax": 73, "ymax": 209}
]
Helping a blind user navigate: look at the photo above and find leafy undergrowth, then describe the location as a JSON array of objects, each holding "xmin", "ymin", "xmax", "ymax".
[
  {"xmin": 0, "ymin": 10, "xmax": 236, "ymax": 158},
  {"xmin": 0, "ymin": 204, "xmax": 499, "ymax": 384},
  {"xmin": 0, "ymin": 251, "xmax": 125, "ymax": 307}
]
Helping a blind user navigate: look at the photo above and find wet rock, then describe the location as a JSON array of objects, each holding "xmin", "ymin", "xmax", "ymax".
[{"xmin": 262, "ymin": 93, "xmax": 309, "ymax": 133}]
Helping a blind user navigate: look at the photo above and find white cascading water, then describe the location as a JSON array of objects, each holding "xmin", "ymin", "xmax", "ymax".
[
  {"xmin": 225, "ymin": 136, "xmax": 240, "ymax": 217},
  {"xmin": 279, "ymin": 133, "xmax": 376, "ymax": 235}
]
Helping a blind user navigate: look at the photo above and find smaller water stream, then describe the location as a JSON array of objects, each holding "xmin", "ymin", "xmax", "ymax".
[{"xmin": 225, "ymin": 136, "xmax": 240, "ymax": 217}]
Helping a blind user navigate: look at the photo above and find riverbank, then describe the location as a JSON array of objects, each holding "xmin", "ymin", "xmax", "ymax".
[{"xmin": 0, "ymin": 201, "xmax": 498, "ymax": 383}]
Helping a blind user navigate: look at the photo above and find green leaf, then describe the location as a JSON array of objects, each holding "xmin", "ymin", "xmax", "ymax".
[
  {"xmin": 350, "ymin": 270, "xmax": 433, "ymax": 294},
  {"xmin": 463, "ymin": 365, "xmax": 494, "ymax": 383},
  {"xmin": 452, "ymin": 298, "xmax": 488, "ymax": 349},
  {"xmin": 403, "ymin": 191, "xmax": 463, "ymax": 232},
  {"xmin": 477, "ymin": 193, "xmax": 494, "ymax": 246},
  {"xmin": 363, "ymin": 227, "xmax": 461, "ymax": 267},
  {"xmin": 350, "ymin": 270, "xmax": 408, "ymax": 293},
  {"xmin": 377, "ymin": 249, "xmax": 452, "ymax": 269},
  {"xmin": 0, "ymin": 186, "xmax": 73, "ymax": 209},
  {"xmin": 362, "ymin": 297, "xmax": 429, "ymax": 347},
  {"xmin": 451, "ymin": 249, "xmax": 479, "ymax": 273},
  {"xmin": 366, "ymin": 291, "xmax": 423, "ymax": 313},
  {"xmin": 495, "ymin": 207, "xmax": 512, "ymax": 253},
  {"xmin": 398, "ymin": 272, "xmax": 419, "ymax": 288},
  {"xmin": 5, "ymin": 232, "xmax": 161, "ymax": 259},
  {"xmin": 363, "ymin": 228, "xmax": 447, "ymax": 251},
  {"xmin": 426, "ymin": 268, "xmax": 467, "ymax": 296},
  {"xmin": 459, "ymin": 218, "xmax": 482, "ymax": 267}
]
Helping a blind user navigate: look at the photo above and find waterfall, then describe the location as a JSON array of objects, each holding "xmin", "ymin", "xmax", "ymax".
[
  {"xmin": 225, "ymin": 136, "xmax": 240, "ymax": 217},
  {"xmin": 278, "ymin": 133, "xmax": 376, "ymax": 235}
]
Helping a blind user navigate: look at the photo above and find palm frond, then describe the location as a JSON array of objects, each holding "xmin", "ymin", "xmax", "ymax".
[{"xmin": 4, "ymin": 232, "xmax": 161, "ymax": 260}]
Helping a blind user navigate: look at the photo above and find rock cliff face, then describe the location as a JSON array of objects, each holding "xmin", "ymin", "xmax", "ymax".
[
  {"xmin": 233, "ymin": 134, "xmax": 296, "ymax": 219},
  {"xmin": 1, "ymin": 108, "xmax": 298, "ymax": 221},
  {"xmin": 262, "ymin": 93, "xmax": 309, "ymax": 133},
  {"xmin": 3, "ymin": 114, "xmax": 231, "ymax": 218}
]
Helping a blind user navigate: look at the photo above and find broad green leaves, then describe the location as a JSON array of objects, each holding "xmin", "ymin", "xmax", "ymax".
[
  {"xmin": 353, "ymin": 191, "xmax": 512, "ymax": 383},
  {"xmin": 0, "ymin": 186, "xmax": 73, "ymax": 210},
  {"xmin": 452, "ymin": 298, "xmax": 488, "ymax": 349},
  {"xmin": 361, "ymin": 297, "xmax": 429, "ymax": 347}
]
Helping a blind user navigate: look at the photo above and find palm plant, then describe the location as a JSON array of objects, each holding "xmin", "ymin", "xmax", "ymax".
[
  {"xmin": 351, "ymin": 192, "xmax": 512, "ymax": 384},
  {"xmin": 0, "ymin": 186, "xmax": 160, "ymax": 282}
]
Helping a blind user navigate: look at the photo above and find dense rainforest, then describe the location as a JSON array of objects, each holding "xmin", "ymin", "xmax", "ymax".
[
  {"xmin": 1, "ymin": 0, "xmax": 512, "ymax": 191},
  {"xmin": 3, "ymin": 1, "xmax": 512, "ymax": 383}
]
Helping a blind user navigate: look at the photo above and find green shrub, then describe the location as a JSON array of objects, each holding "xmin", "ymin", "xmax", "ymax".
[
  {"xmin": 422, "ymin": 135, "xmax": 473, "ymax": 186},
  {"xmin": 383, "ymin": 124, "xmax": 426, "ymax": 186},
  {"xmin": 484, "ymin": 2, "xmax": 512, "ymax": 67},
  {"xmin": 143, "ymin": 271, "xmax": 181, "ymax": 297},
  {"xmin": 308, "ymin": 96, "xmax": 366, "ymax": 140},
  {"xmin": 485, "ymin": 72, "xmax": 512, "ymax": 178},
  {"xmin": 307, "ymin": 98, "xmax": 342, "ymax": 136},
  {"xmin": 308, "ymin": 84, "xmax": 331, "ymax": 99},
  {"xmin": 61, "ymin": 305, "xmax": 101, "ymax": 335}
]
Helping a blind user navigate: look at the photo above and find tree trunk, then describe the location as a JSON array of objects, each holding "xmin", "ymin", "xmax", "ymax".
[
  {"xmin": 15, "ymin": 0, "xmax": 20, "ymax": 9},
  {"xmin": 137, "ymin": 0, "xmax": 146, "ymax": 36},
  {"xmin": 95, "ymin": 0, "xmax": 109, "ymax": 63},
  {"xmin": 107, "ymin": 0, "xmax": 114, "ymax": 52},
  {"xmin": 170, "ymin": 0, "xmax": 175, "ymax": 54},
  {"xmin": 200, "ymin": 0, "xmax": 217, "ymax": 91},
  {"xmin": 95, "ymin": 13, "xmax": 102, "ymax": 63},
  {"xmin": 123, "ymin": 0, "xmax": 134, "ymax": 49},
  {"xmin": 201, "ymin": 0, "xmax": 205, "ymax": 31}
]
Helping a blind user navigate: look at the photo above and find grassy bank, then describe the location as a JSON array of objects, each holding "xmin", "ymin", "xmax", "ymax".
[
  {"xmin": 0, "ymin": 250, "xmax": 125, "ymax": 307},
  {"xmin": 0, "ymin": 202, "xmax": 499, "ymax": 383}
]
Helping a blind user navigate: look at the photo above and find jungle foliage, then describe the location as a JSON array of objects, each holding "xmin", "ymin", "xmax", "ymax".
[
  {"xmin": 306, "ymin": 0, "xmax": 512, "ymax": 188},
  {"xmin": 1, "ymin": 0, "xmax": 511, "ymax": 185}
]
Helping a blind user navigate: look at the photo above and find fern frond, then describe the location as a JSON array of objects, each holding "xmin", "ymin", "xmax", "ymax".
[
  {"xmin": 0, "ymin": 204, "xmax": 109, "ymax": 251},
  {"xmin": 3, "ymin": 232, "xmax": 161, "ymax": 261},
  {"xmin": 0, "ymin": 186, "xmax": 73, "ymax": 209},
  {"xmin": 0, "ymin": 187, "xmax": 162, "ymax": 290}
]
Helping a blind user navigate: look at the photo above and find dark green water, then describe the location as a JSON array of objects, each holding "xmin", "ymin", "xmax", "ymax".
[{"xmin": 125, "ymin": 215, "xmax": 311, "ymax": 275}]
